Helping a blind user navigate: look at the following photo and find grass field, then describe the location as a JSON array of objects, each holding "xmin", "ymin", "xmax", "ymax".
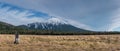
[{"xmin": 0, "ymin": 34, "xmax": 120, "ymax": 51}]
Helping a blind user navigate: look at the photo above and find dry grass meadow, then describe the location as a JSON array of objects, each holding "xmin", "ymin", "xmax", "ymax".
[{"xmin": 0, "ymin": 34, "xmax": 120, "ymax": 51}]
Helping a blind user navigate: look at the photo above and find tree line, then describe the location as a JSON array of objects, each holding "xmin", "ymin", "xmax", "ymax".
[{"xmin": 0, "ymin": 29, "xmax": 120, "ymax": 35}]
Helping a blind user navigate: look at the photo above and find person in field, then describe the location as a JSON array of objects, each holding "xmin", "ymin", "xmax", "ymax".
[{"xmin": 14, "ymin": 31, "xmax": 19, "ymax": 44}]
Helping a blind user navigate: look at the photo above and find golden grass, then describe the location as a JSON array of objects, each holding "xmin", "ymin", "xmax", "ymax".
[{"xmin": 0, "ymin": 34, "xmax": 120, "ymax": 51}]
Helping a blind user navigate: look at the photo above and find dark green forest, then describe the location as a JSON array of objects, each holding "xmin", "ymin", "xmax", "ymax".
[{"xmin": 1, "ymin": 29, "xmax": 120, "ymax": 35}]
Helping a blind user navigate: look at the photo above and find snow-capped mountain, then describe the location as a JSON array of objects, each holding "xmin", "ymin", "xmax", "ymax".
[
  {"xmin": 18, "ymin": 17, "xmax": 89, "ymax": 32},
  {"xmin": 0, "ymin": 20, "xmax": 89, "ymax": 33}
]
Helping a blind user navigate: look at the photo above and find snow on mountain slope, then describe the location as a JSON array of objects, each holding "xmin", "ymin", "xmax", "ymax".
[
  {"xmin": 20, "ymin": 21, "xmax": 89, "ymax": 32},
  {"xmin": 24, "ymin": 17, "xmax": 69, "ymax": 29},
  {"xmin": 47, "ymin": 17, "xmax": 68, "ymax": 25}
]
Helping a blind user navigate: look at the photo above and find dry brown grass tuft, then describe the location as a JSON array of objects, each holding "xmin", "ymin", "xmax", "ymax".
[{"xmin": 0, "ymin": 34, "xmax": 120, "ymax": 51}]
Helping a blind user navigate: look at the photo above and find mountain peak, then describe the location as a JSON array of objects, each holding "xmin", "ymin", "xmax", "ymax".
[{"xmin": 47, "ymin": 16, "xmax": 68, "ymax": 25}]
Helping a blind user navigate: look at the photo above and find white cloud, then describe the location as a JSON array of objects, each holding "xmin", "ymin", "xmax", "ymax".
[
  {"xmin": 0, "ymin": 6, "xmax": 45, "ymax": 25},
  {"xmin": 64, "ymin": 19, "xmax": 92, "ymax": 30},
  {"xmin": 0, "ymin": 0, "xmax": 117, "ymax": 19},
  {"xmin": 108, "ymin": 8, "xmax": 120, "ymax": 31}
]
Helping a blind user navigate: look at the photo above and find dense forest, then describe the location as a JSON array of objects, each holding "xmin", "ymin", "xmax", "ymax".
[{"xmin": 0, "ymin": 29, "xmax": 120, "ymax": 35}]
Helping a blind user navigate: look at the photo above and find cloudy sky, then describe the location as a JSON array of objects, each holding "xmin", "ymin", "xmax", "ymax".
[{"xmin": 0, "ymin": 0, "xmax": 120, "ymax": 31}]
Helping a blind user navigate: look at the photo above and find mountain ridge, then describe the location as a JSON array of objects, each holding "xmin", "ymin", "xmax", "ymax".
[
  {"xmin": 18, "ymin": 21, "xmax": 89, "ymax": 32},
  {"xmin": 0, "ymin": 21, "xmax": 90, "ymax": 32}
]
